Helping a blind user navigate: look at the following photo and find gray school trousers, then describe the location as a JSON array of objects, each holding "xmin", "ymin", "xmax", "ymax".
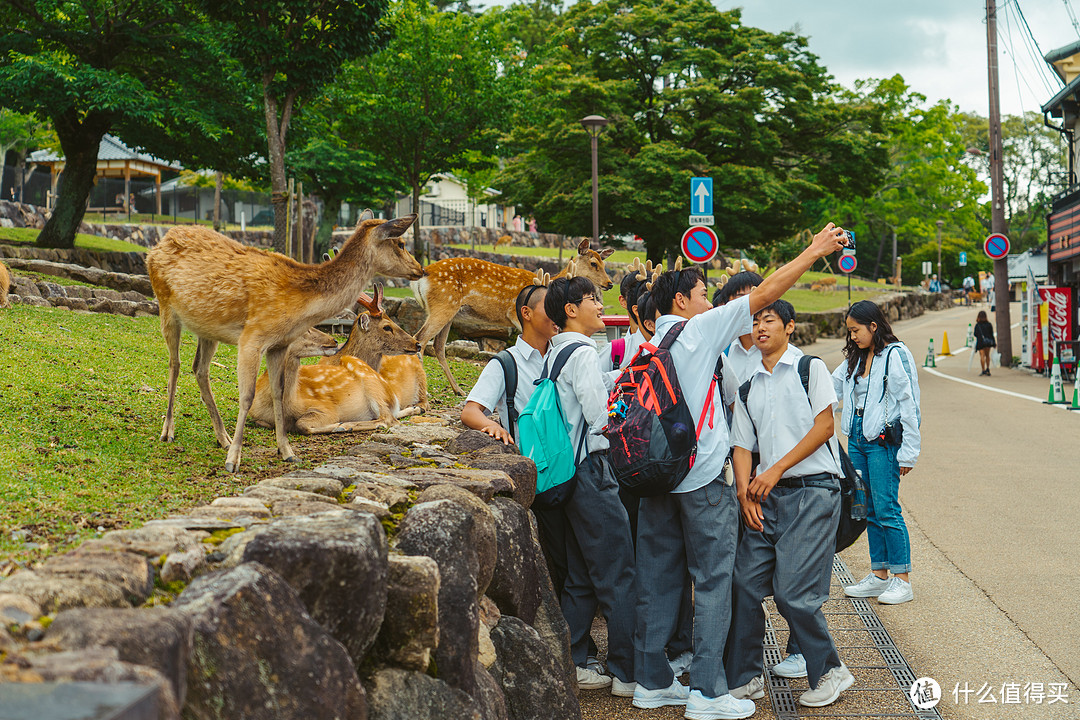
[
  {"xmin": 725, "ymin": 484, "xmax": 842, "ymax": 690},
  {"xmin": 635, "ymin": 476, "xmax": 737, "ymax": 698},
  {"xmin": 561, "ymin": 452, "xmax": 637, "ymax": 683}
]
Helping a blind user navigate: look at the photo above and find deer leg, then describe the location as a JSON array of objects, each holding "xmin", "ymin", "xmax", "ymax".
[
  {"xmin": 225, "ymin": 343, "xmax": 261, "ymax": 473},
  {"xmin": 415, "ymin": 362, "xmax": 430, "ymax": 412},
  {"xmin": 395, "ymin": 405, "xmax": 424, "ymax": 419},
  {"xmin": 158, "ymin": 308, "xmax": 183, "ymax": 443},
  {"xmin": 264, "ymin": 345, "xmax": 298, "ymax": 463},
  {"xmin": 432, "ymin": 321, "xmax": 464, "ymax": 395},
  {"xmin": 192, "ymin": 338, "xmax": 231, "ymax": 449}
]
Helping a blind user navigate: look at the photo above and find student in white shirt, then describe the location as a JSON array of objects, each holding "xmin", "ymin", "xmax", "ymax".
[
  {"xmin": 543, "ymin": 275, "xmax": 637, "ymax": 699},
  {"xmin": 726, "ymin": 299, "xmax": 854, "ymax": 709},
  {"xmin": 713, "ymin": 271, "xmax": 765, "ymax": 385},
  {"xmin": 630, "ymin": 223, "xmax": 849, "ymax": 719}
]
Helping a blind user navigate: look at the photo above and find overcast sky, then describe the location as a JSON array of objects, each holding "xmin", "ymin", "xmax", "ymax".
[{"xmin": 718, "ymin": 1, "xmax": 1080, "ymax": 117}]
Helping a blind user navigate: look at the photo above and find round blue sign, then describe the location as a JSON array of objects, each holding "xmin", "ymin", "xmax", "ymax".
[
  {"xmin": 984, "ymin": 233, "xmax": 1009, "ymax": 260},
  {"xmin": 838, "ymin": 254, "xmax": 857, "ymax": 273},
  {"xmin": 681, "ymin": 226, "xmax": 719, "ymax": 264}
]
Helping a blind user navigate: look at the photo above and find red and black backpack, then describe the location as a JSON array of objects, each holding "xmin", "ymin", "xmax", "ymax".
[{"xmin": 604, "ymin": 322, "xmax": 721, "ymax": 497}]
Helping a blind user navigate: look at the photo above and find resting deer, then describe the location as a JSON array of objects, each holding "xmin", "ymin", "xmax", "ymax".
[
  {"xmin": 412, "ymin": 238, "xmax": 615, "ymax": 394},
  {"xmin": 249, "ymin": 327, "xmax": 423, "ymax": 435},
  {"xmin": 0, "ymin": 261, "xmax": 10, "ymax": 309},
  {"xmin": 146, "ymin": 210, "xmax": 423, "ymax": 472},
  {"xmin": 319, "ymin": 285, "xmax": 429, "ymax": 413}
]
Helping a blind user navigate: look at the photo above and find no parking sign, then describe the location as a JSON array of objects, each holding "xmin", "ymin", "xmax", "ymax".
[
  {"xmin": 984, "ymin": 233, "xmax": 1009, "ymax": 261},
  {"xmin": 681, "ymin": 226, "xmax": 719, "ymax": 265},
  {"xmin": 838, "ymin": 254, "xmax": 857, "ymax": 274}
]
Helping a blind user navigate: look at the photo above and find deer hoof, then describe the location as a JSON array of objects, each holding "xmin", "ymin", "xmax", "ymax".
[
  {"xmin": 224, "ymin": 461, "xmax": 237, "ymax": 473},
  {"xmin": 283, "ymin": 455, "xmax": 299, "ymax": 464}
]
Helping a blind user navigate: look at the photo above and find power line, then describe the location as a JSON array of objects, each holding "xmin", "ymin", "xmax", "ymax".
[
  {"xmin": 1014, "ymin": 0, "xmax": 1065, "ymax": 88},
  {"xmin": 1061, "ymin": 0, "xmax": 1080, "ymax": 39},
  {"xmin": 1001, "ymin": 1, "xmax": 1057, "ymax": 101}
]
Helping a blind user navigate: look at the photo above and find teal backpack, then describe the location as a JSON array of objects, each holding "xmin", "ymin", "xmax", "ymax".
[{"xmin": 517, "ymin": 342, "xmax": 588, "ymax": 509}]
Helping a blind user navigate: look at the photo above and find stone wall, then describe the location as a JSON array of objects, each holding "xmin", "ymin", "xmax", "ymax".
[
  {"xmin": 800, "ymin": 291, "xmax": 952, "ymax": 339},
  {"xmin": 0, "ymin": 422, "xmax": 582, "ymax": 720}
]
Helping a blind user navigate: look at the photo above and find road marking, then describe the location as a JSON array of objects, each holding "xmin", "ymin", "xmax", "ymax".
[{"xmin": 920, "ymin": 365, "xmax": 1078, "ymax": 411}]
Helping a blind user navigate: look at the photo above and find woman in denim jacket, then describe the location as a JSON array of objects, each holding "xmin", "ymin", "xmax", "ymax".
[{"xmin": 831, "ymin": 301, "xmax": 921, "ymax": 605}]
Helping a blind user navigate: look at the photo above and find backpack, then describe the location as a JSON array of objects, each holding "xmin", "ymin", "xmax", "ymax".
[
  {"xmin": 493, "ymin": 350, "xmax": 518, "ymax": 440},
  {"xmin": 517, "ymin": 342, "xmax": 589, "ymax": 510},
  {"xmin": 604, "ymin": 322, "xmax": 717, "ymax": 497},
  {"xmin": 738, "ymin": 354, "xmax": 867, "ymax": 553}
]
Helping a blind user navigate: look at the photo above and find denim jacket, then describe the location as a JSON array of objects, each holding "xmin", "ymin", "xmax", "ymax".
[{"xmin": 832, "ymin": 342, "xmax": 921, "ymax": 467}]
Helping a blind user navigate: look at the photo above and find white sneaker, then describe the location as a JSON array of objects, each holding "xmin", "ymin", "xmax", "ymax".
[
  {"xmin": 771, "ymin": 652, "xmax": 807, "ymax": 678},
  {"xmin": 877, "ymin": 576, "xmax": 913, "ymax": 605},
  {"xmin": 611, "ymin": 678, "xmax": 637, "ymax": 697},
  {"xmin": 576, "ymin": 665, "xmax": 612, "ymax": 690},
  {"xmin": 632, "ymin": 678, "xmax": 689, "ymax": 709},
  {"xmin": 684, "ymin": 690, "xmax": 755, "ymax": 720},
  {"xmin": 798, "ymin": 664, "xmax": 854, "ymax": 707},
  {"xmin": 586, "ymin": 656, "xmax": 604, "ymax": 674},
  {"xmin": 843, "ymin": 573, "xmax": 890, "ymax": 598},
  {"xmin": 729, "ymin": 674, "xmax": 765, "ymax": 700},
  {"xmin": 668, "ymin": 650, "xmax": 693, "ymax": 676}
]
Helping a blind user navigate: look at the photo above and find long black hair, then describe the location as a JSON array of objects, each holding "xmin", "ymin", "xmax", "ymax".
[{"xmin": 843, "ymin": 300, "xmax": 900, "ymax": 379}]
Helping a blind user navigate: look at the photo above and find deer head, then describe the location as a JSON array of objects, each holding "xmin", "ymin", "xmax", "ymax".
[
  {"xmin": 562, "ymin": 240, "xmax": 614, "ymax": 289},
  {"xmin": 345, "ymin": 209, "xmax": 424, "ymax": 281},
  {"xmin": 331, "ymin": 282, "xmax": 421, "ymax": 370}
]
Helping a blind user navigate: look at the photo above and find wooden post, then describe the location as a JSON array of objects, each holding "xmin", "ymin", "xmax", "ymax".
[
  {"xmin": 294, "ymin": 181, "xmax": 303, "ymax": 261},
  {"xmin": 213, "ymin": 171, "xmax": 223, "ymax": 231},
  {"xmin": 285, "ymin": 178, "xmax": 294, "ymax": 258},
  {"xmin": 155, "ymin": 172, "xmax": 162, "ymax": 216}
]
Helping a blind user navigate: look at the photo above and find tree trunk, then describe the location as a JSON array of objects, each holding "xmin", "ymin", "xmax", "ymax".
[
  {"xmin": 14, "ymin": 151, "xmax": 26, "ymax": 203},
  {"xmin": 263, "ymin": 84, "xmax": 290, "ymax": 253},
  {"xmin": 36, "ymin": 117, "xmax": 108, "ymax": 249},
  {"xmin": 412, "ymin": 183, "xmax": 425, "ymax": 265},
  {"xmin": 314, "ymin": 195, "xmax": 341, "ymax": 259},
  {"xmin": 213, "ymin": 171, "xmax": 223, "ymax": 231}
]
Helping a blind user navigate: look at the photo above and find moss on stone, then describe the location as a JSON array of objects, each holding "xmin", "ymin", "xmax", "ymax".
[{"xmin": 201, "ymin": 527, "xmax": 244, "ymax": 545}]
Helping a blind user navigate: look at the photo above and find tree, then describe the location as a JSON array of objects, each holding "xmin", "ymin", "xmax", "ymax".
[
  {"xmin": 0, "ymin": 0, "xmax": 261, "ymax": 248},
  {"xmin": 495, "ymin": 0, "xmax": 887, "ymax": 262},
  {"xmin": 0, "ymin": 108, "xmax": 54, "ymax": 202},
  {"xmin": 340, "ymin": 0, "xmax": 512, "ymax": 263},
  {"xmin": 203, "ymin": 0, "xmax": 390, "ymax": 252}
]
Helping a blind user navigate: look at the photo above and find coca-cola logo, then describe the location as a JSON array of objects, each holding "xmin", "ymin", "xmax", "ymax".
[{"xmin": 1042, "ymin": 289, "xmax": 1072, "ymax": 342}]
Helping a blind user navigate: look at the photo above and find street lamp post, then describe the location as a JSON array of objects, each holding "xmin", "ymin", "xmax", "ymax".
[
  {"xmin": 936, "ymin": 219, "xmax": 944, "ymax": 285},
  {"xmin": 580, "ymin": 115, "xmax": 609, "ymax": 246}
]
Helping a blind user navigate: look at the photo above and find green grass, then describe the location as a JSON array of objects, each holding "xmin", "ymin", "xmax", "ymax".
[
  {"xmin": 0, "ymin": 304, "xmax": 482, "ymax": 565},
  {"xmin": 445, "ymin": 242, "xmax": 641, "ymax": 265},
  {"xmin": 0, "ymin": 227, "xmax": 146, "ymax": 253},
  {"xmin": 80, "ymin": 212, "xmax": 265, "ymax": 231}
]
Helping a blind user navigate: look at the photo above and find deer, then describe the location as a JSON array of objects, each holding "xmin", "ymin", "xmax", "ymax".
[
  {"xmin": 494, "ymin": 234, "xmax": 513, "ymax": 252},
  {"xmin": 248, "ymin": 328, "xmax": 424, "ymax": 435},
  {"xmin": 411, "ymin": 238, "xmax": 615, "ymax": 395},
  {"xmin": 318, "ymin": 284, "xmax": 429, "ymax": 413},
  {"xmin": 0, "ymin": 261, "xmax": 10, "ymax": 309},
  {"xmin": 146, "ymin": 210, "xmax": 423, "ymax": 472}
]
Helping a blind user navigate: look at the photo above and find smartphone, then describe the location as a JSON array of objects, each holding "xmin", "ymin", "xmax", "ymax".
[{"xmin": 842, "ymin": 230, "xmax": 856, "ymax": 255}]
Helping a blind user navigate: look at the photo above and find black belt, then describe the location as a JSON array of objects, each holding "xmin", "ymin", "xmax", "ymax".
[
  {"xmin": 854, "ymin": 407, "xmax": 864, "ymax": 416},
  {"xmin": 776, "ymin": 473, "xmax": 840, "ymax": 490}
]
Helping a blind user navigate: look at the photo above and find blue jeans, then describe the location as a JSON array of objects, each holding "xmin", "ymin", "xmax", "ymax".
[{"xmin": 848, "ymin": 415, "xmax": 912, "ymax": 574}]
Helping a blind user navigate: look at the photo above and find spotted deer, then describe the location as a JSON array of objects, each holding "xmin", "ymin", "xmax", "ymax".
[
  {"xmin": 412, "ymin": 238, "xmax": 615, "ymax": 394},
  {"xmin": 0, "ymin": 261, "xmax": 10, "ymax": 308},
  {"xmin": 146, "ymin": 210, "xmax": 423, "ymax": 472}
]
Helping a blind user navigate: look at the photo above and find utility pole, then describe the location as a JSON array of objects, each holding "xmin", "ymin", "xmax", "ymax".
[
  {"xmin": 987, "ymin": 0, "xmax": 1013, "ymax": 366},
  {"xmin": 936, "ymin": 220, "xmax": 944, "ymax": 282}
]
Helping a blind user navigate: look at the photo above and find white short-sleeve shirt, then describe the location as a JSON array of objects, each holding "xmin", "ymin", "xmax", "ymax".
[
  {"xmin": 731, "ymin": 347, "xmax": 841, "ymax": 478},
  {"xmin": 465, "ymin": 336, "xmax": 547, "ymax": 438}
]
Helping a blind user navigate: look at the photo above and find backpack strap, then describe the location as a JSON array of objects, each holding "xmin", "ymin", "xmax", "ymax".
[
  {"xmin": 494, "ymin": 350, "xmax": 518, "ymax": 440},
  {"xmin": 610, "ymin": 338, "xmax": 625, "ymax": 368},
  {"xmin": 879, "ymin": 345, "xmax": 921, "ymax": 426},
  {"xmin": 798, "ymin": 354, "xmax": 813, "ymax": 397}
]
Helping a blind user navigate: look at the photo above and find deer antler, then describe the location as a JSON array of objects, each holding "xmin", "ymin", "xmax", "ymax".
[
  {"xmin": 565, "ymin": 257, "xmax": 579, "ymax": 279},
  {"xmin": 643, "ymin": 262, "xmax": 664, "ymax": 292},
  {"xmin": 626, "ymin": 257, "xmax": 646, "ymax": 281},
  {"xmin": 357, "ymin": 284, "xmax": 384, "ymax": 317},
  {"xmin": 673, "ymin": 257, "xmax": 684, "ymax": 272},
  {"xmin": 533, "ymin": 268, "xmax": 551, "ymax": 286}
]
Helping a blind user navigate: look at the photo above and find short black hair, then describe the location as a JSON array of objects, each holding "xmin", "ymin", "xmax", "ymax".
[
  {"xmin": 650, "ymin": 267, "xmax": 705, "ymax": 316},
  {"xmin": 634, "ymin": 290, "xmax": 654, "ymax": 325},
  {"xmin": 544, "ymin": 276, "xmax": 599, "ymax": 329},
  {"xmin": 712, "ymin": 271, "xmax": 764, "ymax": 307},
  {"xmin": 514, "ymin": 284, "xmax": 546, "ymax": 326},
  {"xmin": 753, "ymin": 298, "xmax": 796, "ymax": 326},
  {"xmin": 620, "ymin": 270, "xmax": 645, "ymax": 311}
]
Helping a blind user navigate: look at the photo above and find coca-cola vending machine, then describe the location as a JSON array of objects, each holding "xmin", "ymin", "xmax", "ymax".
[{"xmin": 1040, "ymin": 287, "xmax": 1074, "ymax": 372}]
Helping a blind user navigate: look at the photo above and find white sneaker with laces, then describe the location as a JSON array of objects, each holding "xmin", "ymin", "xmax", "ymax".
[
  {"xmin": 798, "ymin": 664, "xmax": 854, "ymax": 707},
  {"xmin": 843, "ymin": 572, "xmax": 890, "ymax": 598},
  {"xmin": 668, "ymin": 650, "xmax": 693, "ymax": 676},
  {"xmin": 684, "ymin": 690, "xmax": 755, "ymax": 720},
  {"xmin": 729, "ymin": 675, "xmax": 765, "ymax": 700},
  {"xmin": 877, "ymin": 576, "xmax": 913, "ymax": 605},
  {"xmin": 611, "ymin": 678, "xmax": 637, "ymax": 697},
  {"xmin": 771, "ymin": 653, "xmax": 807, "ymax": 678},
  {"xmin": 576, "ymin": 665, "xmax": 612, "ymax": 690},
  {"xmin": 632, "ymin": 678, "xmax": 689, "ymax": 709}
]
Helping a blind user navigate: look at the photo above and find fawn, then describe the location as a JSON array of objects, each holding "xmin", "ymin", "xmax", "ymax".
[
  {"xmin": 146, "ymin": 210, "xmax": 422, "ymax": 472},
  {"xmin": 411, "ymin": 238, "xmax": 614, "ymax": 394}
]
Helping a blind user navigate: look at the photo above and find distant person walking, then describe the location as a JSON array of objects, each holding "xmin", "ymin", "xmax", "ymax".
[
  {"xmin": 974, "ymin": 310, "xmax": 996, "ymax": 377},
  {"xmin": 833, "ymin": 301, "xmax": 922, "ymax": 606}
]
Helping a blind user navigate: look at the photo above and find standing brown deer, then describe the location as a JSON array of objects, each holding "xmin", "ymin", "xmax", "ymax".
[
  {"xmin": 0, "ymin": 261, "xmax": 10, "ymax": 308},
  {"xmin": 412, "ymin": 238, "xmax": 615, "ymax": 394},
  {"xmin": 146, "ymin": 210, "xmax": 423, "ymax": 472}
]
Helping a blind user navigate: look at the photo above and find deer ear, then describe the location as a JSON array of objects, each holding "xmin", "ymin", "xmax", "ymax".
[
  {"xmin": 358, "ymin": 209, "xmax": 375, "ymax": 225},
  {"xmin": 373, "ymin": 282, "xmax": 384, "ymax": 309},
  {"xmin": 359, "ymin": 313, "xmax": 371, "ymax": 332},
  {"xmin": 577, "ymin": 238, "xmax": 590, "ymax": 254},
  {"xmin": 599, "ymin": 248, "xmax": 614, "ymax": 259},
  {"xmin": 376, "ymin": 214, "xmax": 416, "ymax": 239}
]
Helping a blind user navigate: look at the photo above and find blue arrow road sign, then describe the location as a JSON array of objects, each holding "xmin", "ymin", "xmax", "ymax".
[
  {"xmin": 691, "ymin": 177, "xmax": 713, "ymax": 215},
  {"xmin": 959, "ymin": 251, "xmax": 967, "ymax": 266}
]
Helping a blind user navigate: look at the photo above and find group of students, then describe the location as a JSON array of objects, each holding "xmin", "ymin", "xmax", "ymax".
[{"xmin": 460, "ymin": 224, "xmax": 923, "ymax": 720}]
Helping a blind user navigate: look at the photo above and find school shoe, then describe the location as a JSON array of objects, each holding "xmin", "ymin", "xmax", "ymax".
[
  {"xmin": 771, "ymin": 653, "xmax": 807, "ymax": 678},
  {"xmin": 798, "ymin": 664, "xmax": 855, "ymax": 707},
  {"xmin": 632, "ymin": 678, "xmax": 689, "ymax": 709},
  {"xmin": 843, "ymin": 573, "xmax": 890, "ymax": 598},
  {"xmin": 729, "ymin": 675, "xmax": 765, "ymax": 700},
  {"xmin": 576, "ymin": 665, "xmax": 612, "ymax": 690},
  {"xmin": 586, "ymin": 656, "xmax": 604, "ymax": 674},
  {"xmin": 611, "ymin": 678, "xmax": 637, "ymax": 697},
  {"xmin": 668, "ymin": 650, "xmax": 693, "ymax": 676},
  {"xmin": 877, "ymin": 576, "xmax": 914, "ymax": 605},
  {"xmin": 684, "ymin": 690, "xmax": 756, "ymax": 720}
]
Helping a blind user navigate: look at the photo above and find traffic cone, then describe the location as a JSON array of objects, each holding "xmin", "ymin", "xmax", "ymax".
[
  {"xmin": 965, "ymin": 323, "xmax": 973, "ymax": 348},
  {"xmin": 941, "ymin": 332, "xmax": 952, "ymax": 356},
  {"xmin": 1047, "ymin": 358, "xmax": 1068, "ymax": 404},
  {"xmin": 924, "ymin": 338, "xmax": 936, "ymax": 368}
]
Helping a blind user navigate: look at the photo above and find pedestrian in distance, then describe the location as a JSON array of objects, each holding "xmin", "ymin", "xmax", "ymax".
[
  {"xmin": 974, "ymin": 310, "xmax": 996, "ymax": 377},
  {"xmin": 834, "ymin": 300, "xmax": 922, "ymax": 605},
  {"xmin": 726, "ymin": 299, "xmax": 854, "ymax": 709},
  {"xmin": 629, "ymin": 222, "xmax": 850, "ymax": 720}
]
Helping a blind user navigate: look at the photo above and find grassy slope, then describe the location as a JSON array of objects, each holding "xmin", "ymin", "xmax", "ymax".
[
  {"xmin": 0, "ymin": 304, "xmax": 482, "ymax": 564},
  {"xmin": 0, "ymin": 227, "xmax": 146, "ymax": 253}
]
